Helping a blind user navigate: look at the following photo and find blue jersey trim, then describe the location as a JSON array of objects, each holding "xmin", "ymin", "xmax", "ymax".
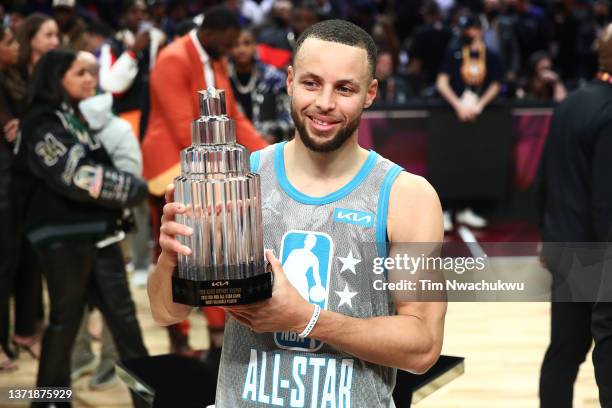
[
  {"xmin": 274, "ymin": 141, "xmax": 379, "ymax": 205},
  {"xmin": 376, "ymin": 164, "xmax": 403, "ymax": 258},
  {"xmin": 250, "ymin": 150, "xmax": 262, "ymax": 173}
]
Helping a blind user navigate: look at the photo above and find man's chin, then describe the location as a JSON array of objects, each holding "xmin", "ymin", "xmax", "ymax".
[{"xmin": 299, "ymin": 131, "xmax": 346, "ymax": 153}]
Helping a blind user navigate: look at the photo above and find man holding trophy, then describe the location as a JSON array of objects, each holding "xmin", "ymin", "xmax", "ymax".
[{"xmin": 148, "ymin": 19, "xmax": 446, "ymax": 407}]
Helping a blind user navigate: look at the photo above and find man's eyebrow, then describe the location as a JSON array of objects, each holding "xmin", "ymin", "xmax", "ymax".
[{"xmin": 299, "ymin": 72, "xmax": 361, "ymax": 89}]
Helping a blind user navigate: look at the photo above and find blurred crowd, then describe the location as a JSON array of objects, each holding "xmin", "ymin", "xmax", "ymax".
[{"xmin": 1, "ymin": 0, "xmax": 608, "ymax": 106}]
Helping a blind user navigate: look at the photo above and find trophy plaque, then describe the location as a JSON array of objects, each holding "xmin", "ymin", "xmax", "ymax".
[{"xmin": 171, "ymin": 87, "xmax": 271, "ymax": 306}]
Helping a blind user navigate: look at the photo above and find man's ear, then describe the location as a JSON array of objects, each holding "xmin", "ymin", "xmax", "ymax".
[
  {"xmin": 364, "ymin": 78, "xmax": 378, "ymax": 108},
  {"xmin": 286, "ymin": 65, "xmax": 294, "ymax": 97}
]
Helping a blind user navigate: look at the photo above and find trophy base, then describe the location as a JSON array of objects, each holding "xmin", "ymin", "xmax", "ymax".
[{"xmin": 172, "ymin": 272, "xmax": 273, "ymax": 306}]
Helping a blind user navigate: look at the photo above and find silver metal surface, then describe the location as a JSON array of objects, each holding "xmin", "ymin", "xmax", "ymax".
[{"xmin": 174, "ymin": 87, "xmax": 265, "ymax": 286}]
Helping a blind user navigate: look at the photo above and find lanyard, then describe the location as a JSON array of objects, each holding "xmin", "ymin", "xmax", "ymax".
[{"xmin": 190, "ymin": 29, "xmax": 215, "ymax": 88}]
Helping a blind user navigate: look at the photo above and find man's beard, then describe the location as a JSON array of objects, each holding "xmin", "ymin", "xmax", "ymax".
[{"xmin": 290, "ymin": 105, "xmax": 361, "ymax": 153}]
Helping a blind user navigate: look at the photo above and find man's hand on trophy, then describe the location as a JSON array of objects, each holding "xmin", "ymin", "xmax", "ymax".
[
  {"xmin": 159, "ymin": 184, "xmax": 193, "ymax": 270},
  {"xmin": 224, "ymin": 250, "xmax": 314, "ymax": 334}
]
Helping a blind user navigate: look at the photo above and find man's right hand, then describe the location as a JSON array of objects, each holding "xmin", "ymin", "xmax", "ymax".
[
  {"xmin": 147, "ymin": 183, "xmax": 193, "ymax": 325},
  {"xmin": 158, "ymin": 184, "xmax": 192, "ymax": 268}
]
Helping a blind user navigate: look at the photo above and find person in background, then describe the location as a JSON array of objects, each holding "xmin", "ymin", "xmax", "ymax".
[
  {"xmin": 436, "ymin": 14, "xmax": 502, "ymax": 231},
  {"xmin": 229, "ymin": 28, "xmax": 293, "ymax": 144},
  {"xmin": 437, "ymin": 14, "xmax": 502, "ymax": 123},
  {"xmin": 538, "ymin": 23, "xmax": 612, "ymax": 408},
  {"xmin": 16, "ymin": 13, "xmax": 60, "ymax": 80},
  {"xmin": 70, "ymin": 53, "xmax": 145, "ymax": 391},
  {"xmin": 52, "ymin": 0, "xmax": 88, "ymax": 51},
  {"xmin": 98, "ymin": 0, "xmax": 166, "ymax": 139},
  {"xmin": 577, "ymin": 0, "xmax": 610, "ymax": 81},
  {"xmin": 373, "ymin": 49, "xmax": 414, "ymax": 105},
  {"xmin": 0, "ymin": 22, "xmax": 20, "ymax": 372},
  {"xmin": 142, "ymin": 5, "xmax": 267, "ymax": 355},
  {"xmin": 4, "ymin": 12, "xmax": 61, "ymax": 362},
  {"xmin": 148, "ymin": 0, "xmax": 170, "ymax": 37},
  {"xmin": 508, "ymin": 0, "xmax": 553, "ymax": 74},
  {"xmin": 83, "ymin": 21, "xmax": 114, "ymax": 57},
  {"xmin": 408, "ymin": 1, "xmax": 453, "ymax": 93},
  {"xmin": 6, "ymin": 4, "xmax": 28, "ymax": 35},
  {"xmin": 517, "ymin": 51, "xmax": 567, "ymax": 102},
  {"xmin": 225, "ymin": 0, "xmax": 275, "ymax": 26},
  {"xmin": 481, "ymin": 0, "xmax": 521, "ymax": 94},
  {"xmin": 14, "ymin": 49, "xmax": 148, "ymax": 408},
  {"xmin": 257, "ymin": 2, "xmax": 318, "ymax": 69}
]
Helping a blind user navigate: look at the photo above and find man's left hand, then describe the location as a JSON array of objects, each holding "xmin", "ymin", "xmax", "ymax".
[{"xmin": 224, "ymin": 251, "xmax": 315, "ymax": 334}]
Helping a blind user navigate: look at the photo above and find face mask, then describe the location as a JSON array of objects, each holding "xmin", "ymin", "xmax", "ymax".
[
  {"xmin": 487, "ymin": 10, "xmax": 499, "ymax": 19},
  {"xmin": 462, "ymin": 34, "xmax": 474, "ymax": 46}
]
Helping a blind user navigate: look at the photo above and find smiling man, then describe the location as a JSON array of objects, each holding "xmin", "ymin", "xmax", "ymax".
[{"xmin": 148, "ymin": 19, "xmax": 446, "ymax": 408}]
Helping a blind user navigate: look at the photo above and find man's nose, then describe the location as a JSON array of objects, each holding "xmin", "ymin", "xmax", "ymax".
[{"xmin": 315, "ymin": 87, "xmax": 335, "ymax": 112}]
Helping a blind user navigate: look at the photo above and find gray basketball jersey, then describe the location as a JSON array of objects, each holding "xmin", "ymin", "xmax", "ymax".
[{"xmin": 215, "ymin": 142, "xmax": 403, "ymax": 408}]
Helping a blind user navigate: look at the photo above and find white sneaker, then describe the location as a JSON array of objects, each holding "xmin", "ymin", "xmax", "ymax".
[
  {"xmin": 443, "ymin": 211, "xmax": 453, "ymax": 232},
  {"xmin": 455, "ymin": 208, "xmax": 487, "ymax": 229}
]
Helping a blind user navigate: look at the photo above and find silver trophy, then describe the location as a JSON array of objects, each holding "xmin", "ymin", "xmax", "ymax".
[{"xmin": 172, "ymin": 87, "xmax": 270, "ymax": 306}]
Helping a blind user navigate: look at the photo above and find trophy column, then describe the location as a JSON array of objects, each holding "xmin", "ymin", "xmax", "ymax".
[{"xmin": 171, "ymin": 87, "xmax": 270, "ymax": 306}]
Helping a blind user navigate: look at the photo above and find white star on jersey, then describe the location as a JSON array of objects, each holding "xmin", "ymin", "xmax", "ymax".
[
  {"xmin": 337, "ymin": 250, "xmax": 361, "ymax": 275},
  {"xmin": 335, "ymin": 283, "xmax": 358, "ymax": 308}
]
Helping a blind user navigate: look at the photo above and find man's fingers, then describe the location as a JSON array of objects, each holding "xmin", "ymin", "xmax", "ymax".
[
  {"xmin": 162, "ymin": 202, "xmax": 186, "ymax": 223},
  {"xmin": 160, "ymin": 234, "xmax": 192, "ymax": 256},
  {"xmin": 164, "ymin": 183, "xmax": 175, "ymax": 204},
  {"xmin": 160, "ymin": 221, "xmax": 193, "ymax": 237},
  {"xmin": 265, "ymin": 250, "xmax": 284, "ymax": 277}
]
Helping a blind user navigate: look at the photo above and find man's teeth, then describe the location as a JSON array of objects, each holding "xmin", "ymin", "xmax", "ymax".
[{"xmin": 312, "ymin": 117, "xmax": 329, "ymax": 126}]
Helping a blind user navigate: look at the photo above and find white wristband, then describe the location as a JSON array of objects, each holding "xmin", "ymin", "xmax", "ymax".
[{"xmin": 298, "ymin": 304, "xmax": 321, "ymax": 338}]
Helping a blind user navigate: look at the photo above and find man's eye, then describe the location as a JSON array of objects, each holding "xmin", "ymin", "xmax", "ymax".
[
  {"xmin": 338, "ymin": 86, "xmax": 353, "ymax": 94},
  {"xmin": 304, "ymin": 81, "xmax": 317, "ymax": 88}
]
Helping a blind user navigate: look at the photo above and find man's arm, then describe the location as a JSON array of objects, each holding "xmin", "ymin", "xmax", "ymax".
[
  {"xmin": 147, "ymin": 184, "xmax": 193, "ymax": 325},
  {"xmin": 308, "ymin": 173, "xmax": 446, "ymax": 373},
  {"xmin": 226, "ymin": 173, "xmax": 446, "ymax": 374},
  {"xmin": 436, "ymin": 73, "xmax": 461, "ymax": 111},
  {"xmin": 591, "ymin": 120, "xmax": 612, "ymax": 241},
  {"xmin": 475, "ymin": 81, "xmax": 500, "ymax": 114},
  {"xmin": 436, "ymin": 73, "xmax": 475, "ymax": 122},
  {"xmin": 150, "ymin": 53, "xmax": 194, "ymax": 150}
]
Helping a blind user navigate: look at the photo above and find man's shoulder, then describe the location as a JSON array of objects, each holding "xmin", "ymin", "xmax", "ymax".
[
  {"xmin": 156, "ymin": 34, "xmax": 193, "ymax": 65},
  {"xmin": 387, "ymin": 171, "xmax": 442, "ymax": 241},
  {"xmin": 390, "ymin": 172, "xmax": 438, "ymax": 203}
]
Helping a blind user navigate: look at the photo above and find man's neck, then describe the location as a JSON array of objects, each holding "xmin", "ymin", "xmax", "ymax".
[
  {"xmin": 283, "ymin": 135, "xmax": 370, "ymax": 196},
  {"xmin": 234, "ymin": 60, "xmax": 255, "ymax": 75}
]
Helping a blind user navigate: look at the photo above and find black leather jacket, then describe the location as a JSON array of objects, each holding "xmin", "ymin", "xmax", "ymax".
[{"xmin": 13, "ymin": 104, "xmax": 148, "ymax": 247}]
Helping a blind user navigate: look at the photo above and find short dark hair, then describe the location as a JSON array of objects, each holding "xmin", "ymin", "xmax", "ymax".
[
  {"xmin": 27, "ymin": 48, "xmax": 77, "ymax": 110},
  {"xmin": 292, "ymin": 19, "xmax": 377, "ymax": 80},
  {"xmin": 200, "ymin": 5, "xmax": 241, "ymax": 31}
]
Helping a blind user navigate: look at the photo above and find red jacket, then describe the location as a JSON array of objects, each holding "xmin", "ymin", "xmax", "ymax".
[{"xmin": 142, "ymin": 34, "xmax": 267, "ymax": 195}]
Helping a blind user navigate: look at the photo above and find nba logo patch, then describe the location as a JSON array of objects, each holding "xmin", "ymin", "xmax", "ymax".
[{"xmin": 274, "ymin": 230, "xmax": 333, "ymax": 351}]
